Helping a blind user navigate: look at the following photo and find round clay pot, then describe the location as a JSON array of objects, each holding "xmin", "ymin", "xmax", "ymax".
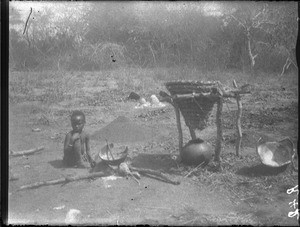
[{"xmin": 180, "ymin": 138, "xmax": 213, "ymax": 165}]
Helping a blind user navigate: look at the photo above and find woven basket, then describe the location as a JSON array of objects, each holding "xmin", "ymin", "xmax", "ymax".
[{"xmin": 165, "ymin": 81, "xmax": 222, "ymax": 130}]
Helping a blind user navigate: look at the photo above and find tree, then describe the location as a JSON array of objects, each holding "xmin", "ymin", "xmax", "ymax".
[
  {"xmin": 220, "ymin": 2, "xmax": 298, "ymax": 75},
  {"xmin": 270, "ymin": 3, "xmax": 298, "ymax": 76}
]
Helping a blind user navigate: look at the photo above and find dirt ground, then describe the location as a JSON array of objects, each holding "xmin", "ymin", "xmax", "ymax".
[{"xmin": 8, "ymin": 71, "xmax": 298, "ymax": 225}]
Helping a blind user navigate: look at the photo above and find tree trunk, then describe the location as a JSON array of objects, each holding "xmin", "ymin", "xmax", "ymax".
[
  {"xmin": 246, "ymin": 30, "xmax": 257, "ymax": 76},
  {"xmin": 148, "ymin": 42, "xmax": 156, "ymax": 67},
  {"xmin": 281, "ymin": 53, "xmax": 297, "ymax": 76}
]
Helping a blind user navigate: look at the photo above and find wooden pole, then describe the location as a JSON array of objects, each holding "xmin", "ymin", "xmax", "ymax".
[
  {"xmin": 188, "ymin": 126, "xmax": 197, "ymax": 140},
  {"xmin": 158, "ymin": 94, "xmax": 183, "ymax": 153},
  {"xmin": 10, "ymin": 146, "xmax": 44, "ymax": 157},
  {"xmin": 173, "ymin": 103, "xmax": 183, "ymax": 152},
  {"xmin": 233, "ymin": 80, "xmax": 242, "ymax": 157},
  {"xmin": 19, "ymin": 172, "xmax": 107, "ymax": 190},
  {"xmin": 172, "ymin": 90, "xmax": 250, "ymax": 100},
  {"xmin": 215, "ymin": 97, "xmax": 223, "ymax": 162},
  {"xmin": 235, "ymin": 95, "xmax": 242, "ymax": 156}
]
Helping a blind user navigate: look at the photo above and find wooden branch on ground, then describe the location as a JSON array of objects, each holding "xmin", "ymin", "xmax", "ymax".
[
  {"xmin": 129, "ymin": 167, "xmax": 180, "ymax": 185},
  {"xmin": 19, "ymin": 171, "xmax": 107, "ymax": 191},
  {"xmin": 10, "ymin": 146, "xmax": 45, "ymax": 157},
  {"xmin": 184, "ymin": 161, "xmax": 205, "ymax": 178}
]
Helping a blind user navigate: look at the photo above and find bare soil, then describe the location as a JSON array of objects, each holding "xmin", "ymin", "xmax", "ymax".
[{"xmin": 8, "ymin": 71, "xmax": 298, "ymax": 225}]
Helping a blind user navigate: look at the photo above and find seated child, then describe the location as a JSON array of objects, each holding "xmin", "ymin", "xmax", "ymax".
[{"xmin": 63, "ymin": 110, "xmax": 96, "ymax": 168}]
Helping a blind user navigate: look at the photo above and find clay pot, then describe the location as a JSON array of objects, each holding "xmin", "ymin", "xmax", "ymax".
[{"xmin": 180, "ymin": 139, "xmax": 213, "ymax": 165}]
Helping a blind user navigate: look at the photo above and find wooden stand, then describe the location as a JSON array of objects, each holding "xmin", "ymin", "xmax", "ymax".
[
  {"xmin": 215, "ymin": 97, "xmax": 223, "ymax": 162},
  {"xmin": 160, "ymin": 80, "xmax": 250, "ymax": 166},
  {"xmin": 233, "ymin": 80, "xmax": 242, "ymax": 157}
]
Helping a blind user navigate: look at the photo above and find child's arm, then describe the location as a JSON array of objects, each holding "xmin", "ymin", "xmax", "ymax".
[
  {"xmin": 85, "ymin": 133, "xmax": 95, "ymax": 167},
  {"xmin": 64, "ymin": 132, "xmax": 80, "ymax": 151},
  {"xmin": 64, "ymin": 132, "xmax": 73, "ymax": 151}
]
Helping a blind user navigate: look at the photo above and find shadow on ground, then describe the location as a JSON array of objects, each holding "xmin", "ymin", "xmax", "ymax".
[
  {"xmin": 48, "ymin": 159, "xmax": 65, "ymax": 169},
  {"xmin": 236, "ymin": 163, "xmax": 289, "ymax": 177},
  {"xmin": 131, "ymin": 153, "xmax": 180, "ymax": 174}
]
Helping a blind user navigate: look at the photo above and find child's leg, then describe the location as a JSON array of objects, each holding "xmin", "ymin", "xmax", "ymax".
[
  {"xmin": 73, "ymin": 139, "xmax": 85, "ymax": 166},
  {"xmin": 63, "ymin": 149, "xmax": 75, "ymax": 167}
]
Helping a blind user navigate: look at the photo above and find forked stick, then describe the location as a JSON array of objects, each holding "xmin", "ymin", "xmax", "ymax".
[{"xmin": 105, "ymin": 139, "xmax": 115, "ymax": 160}]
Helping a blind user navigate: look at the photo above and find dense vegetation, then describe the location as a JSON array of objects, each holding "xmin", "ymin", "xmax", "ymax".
[{"xmin": 9, "ymin": 2, "xmax": 297, "ymax": 75}]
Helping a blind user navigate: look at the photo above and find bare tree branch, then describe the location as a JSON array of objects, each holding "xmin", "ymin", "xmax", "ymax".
[
  {"xmin": 230, "ymin": 15, "xmax": 246, "ymax": 29},
  {"xmin": 252, "ymin": 20, "xmax": 276, "ymax": 29},
  {"xmin": 252, "ymin": 3, "xmax": 267, "ymax": 23},
  {"xmin": 256, "ymin": 41, "xmax": 271, "ymax": 47},
  {"xmin": 252, "ymin": 11, "xmax": 262, "ymax": 22}
]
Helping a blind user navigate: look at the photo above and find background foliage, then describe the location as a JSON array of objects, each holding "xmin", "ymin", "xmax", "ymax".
[{"xmin": 9, "ymin": 2, "xmax": 298, "ymax": 75}]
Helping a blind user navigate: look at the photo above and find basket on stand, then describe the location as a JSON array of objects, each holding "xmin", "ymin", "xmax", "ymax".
[
  {"xmin": 163, "ymin": 81, "xmax": 224, "ymax": 162},
  {"xmin": 165, "ymin": 81, "xmax": 222, "ymax": 131}
]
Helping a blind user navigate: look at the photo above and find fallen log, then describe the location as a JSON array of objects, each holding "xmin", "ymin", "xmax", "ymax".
[
  {"xmin": 10, "ymin": 146, "xmax": 45, "ymax": 157},
  {"xmin": 19, "ymin": 171, "xmax": 107, "ymax": 190},
  {"xmin": 129, "ymin": 167, "xmax": 180, "ymax": 185}
]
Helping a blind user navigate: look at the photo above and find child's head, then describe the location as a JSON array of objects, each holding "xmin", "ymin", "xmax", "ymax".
[{"xmin": 70, "ymin": 110, "xmax": 86, "ymax": 132}]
